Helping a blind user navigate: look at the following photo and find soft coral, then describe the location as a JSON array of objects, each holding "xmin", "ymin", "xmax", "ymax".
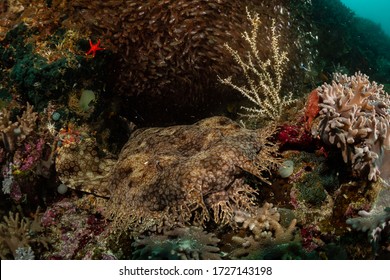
[
  {"xmin": 277, "ymin": 124, "xmax": 314, "ymax": 151},
  {"xmin": 304, "ymin": 89, "xmax": 320, "ymax": 131}
]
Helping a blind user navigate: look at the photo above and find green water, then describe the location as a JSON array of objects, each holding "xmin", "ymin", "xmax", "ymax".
[{"xmin": 340, "ymin": 0, "xmax": 390, "ymax": 36}]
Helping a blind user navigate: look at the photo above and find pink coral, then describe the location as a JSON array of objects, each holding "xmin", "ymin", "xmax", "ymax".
[{"xmin": 14, "ymin": 138, "xmax": 45, "ymax": 172}]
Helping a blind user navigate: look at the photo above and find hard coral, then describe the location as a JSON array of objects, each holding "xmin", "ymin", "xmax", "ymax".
[
  {"xmin": 314, "ymin": 72, "xmax": 390, "ymax": 181},
  {"xmin": 56, "ymin": 116, "xmax": 280, "ymax": 233},
  {"xmin": 229, "ymin": 202, "xmax": 297, "ymax": 259},
  {"xmin": 0, "ymin": 103, "xmax": 56, "ymax": 203},
  {"xmin": 0, "ymin": 103, "xmax": 37, "ymax": 153},
  {"xmin": 0, "ymin": 210, "xmax": 48, "ymax": 259}
]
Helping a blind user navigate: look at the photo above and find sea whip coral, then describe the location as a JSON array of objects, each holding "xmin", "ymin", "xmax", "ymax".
[{"xmin": 314, "ymin": 72, "xmax": 390, "ymax": 181}]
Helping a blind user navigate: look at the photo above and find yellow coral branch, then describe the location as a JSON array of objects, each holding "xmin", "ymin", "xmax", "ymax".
[{"xmin": 219, "ymin": 7, "xmax": 296, "ymax": 121}]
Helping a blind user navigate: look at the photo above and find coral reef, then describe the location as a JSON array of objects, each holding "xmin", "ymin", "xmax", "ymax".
[
  {"xmin": 1, "ymin": 0, "xmax": 315, "ymax": 124},
  {"xmin": 56, "ymin": 116, "xmax": 280, "ymax": 233},
  {"xmin": 40, "ymin": 197, "xmax": 111, "ymax": 260},
  {"xmin": 347, "ymin": 179, "xmax": 390, "ymax": 249},
  {"xmin": 0, "ymin": 103, "xmax": 56, "ymax": 204},
  {"xmin": 228, "ymin": 202, "xmax": 297, "ymax": 259},
  {"xmin": 288, "ymin": 152, "xmax": 339, "ymax": 207},
  {"xmin": 219, "ymin": 9, "xmax": 296, "ymax": 121},
  {"xmin": 132, "ymin": 226, "xmax": 221, "ymax": 260},
  {"xmin": 313, "ymin": 72, "xmax": 390, "ymax": 181},
  {"xmin": 0, "ymin": 210, "xmax": 48, "ymax": 259},
  {"xmin": 0, "ymin": 21, "xmax": 108, "ymax": 115},
  {"xmin": 0, "ymin": 103, "xmax": 37, "ymax": 153},
  {"xmin": 2, "ymin": 0, "xmax": 390, "ymax": 261},
  {"xmin": 277, "ymin": 124, "xmax": 314, "ymax": 151}
]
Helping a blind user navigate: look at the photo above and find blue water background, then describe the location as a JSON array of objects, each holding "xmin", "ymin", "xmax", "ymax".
[{"xmin": 340, "ymin": 0, "xmax": 390, "ymax": 36}]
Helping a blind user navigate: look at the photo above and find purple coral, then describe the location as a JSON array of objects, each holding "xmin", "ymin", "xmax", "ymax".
[
  {"xmin": 14, "ymin": 138, "xmax": 45, "ymax": 172},
  {"xmin": 41, "ymin": 198, "xmax": 110, "ymax": 259}
]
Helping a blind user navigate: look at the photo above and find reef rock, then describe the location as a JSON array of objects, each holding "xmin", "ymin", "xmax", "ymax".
[{"xmin": 56, "ymin": 116, "xmax": 279, "ymax": 233}]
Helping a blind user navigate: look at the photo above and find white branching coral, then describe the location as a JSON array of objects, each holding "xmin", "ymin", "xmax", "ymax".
[
  {"xmin": 315, "ymin": 72, "xmax": 390, "ymax": 181},
  {"xmin": 219, "ymin": 8, "xmax": 296, "ymax": 121}
]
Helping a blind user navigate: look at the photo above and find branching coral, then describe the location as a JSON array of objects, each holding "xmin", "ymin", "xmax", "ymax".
[
  {"xmin": 0, "ymin": 210, "xmax": 48, "ymax": 259},
  {"xmin": 228, "ymin": 202, "xmax": 297, "ymax": 259},
  {"xmin": 219, "ymin": 8, "xmax": 296, "ymax": 121},
  {"xmin": 0, "ymin": 103, "xmax": 37, "ymax": 153},
  {"xmin": 314, "ymin": 72, "xmax": 390, "ymax": 181},
  {"xmin": 0, "ymin": 103, "xmax": 56, "ymax": 201}
]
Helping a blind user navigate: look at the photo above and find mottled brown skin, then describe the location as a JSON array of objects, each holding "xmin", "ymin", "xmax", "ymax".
[{"xmin": 56, "ymin": 117, "xmax": 277, "ymax": 233}]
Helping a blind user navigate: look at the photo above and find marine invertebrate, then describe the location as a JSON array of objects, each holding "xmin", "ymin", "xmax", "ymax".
[
  {"xmin": 56, "ymin": 116, "xmax": 280, "ymax": 233},
  {"xmin": 40, "ymin": 197, "xmax": 110, "ymax": 260},
  {"xmin": 219, "ymin": 9, "xmax": 296, "ymax": 121},
  {"xmin": 313, "ymin": 72, "xmax": 390, "ymax": 181},
  {"xmin": 132, "ymin": 226, "xmax": 221, "ymax": 260},
  {"xmin": 0, "ymin": 103, "xmax": 55, "ymax": 201},
  {"xmin": 278, "ymin": 160, "xmax": 294, "ymax": 178},
  {"xmin": 0, "ymin": 210, "xmax": 48, "ymax": 259},
  {"xmin": 347, "ymin": 179, "xmax": 390, "ymax": 245},
  {"xmin": 0, "ymin": 103, "xmax": 38, "ymax": 152},
  {"xmin": 277, "ymin": 124, "xmax": 314, "ymax": 150},
  {"xmin": 85, "ymin": 39, "xmax": 105, "ymax": 58},
  {"xmin": 304, "ymin": 89, "xmax": 320, "ymax": 131},
  {"xmin": 228, "ymin": 202, "xmax": 297, "ymax": 259}
]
